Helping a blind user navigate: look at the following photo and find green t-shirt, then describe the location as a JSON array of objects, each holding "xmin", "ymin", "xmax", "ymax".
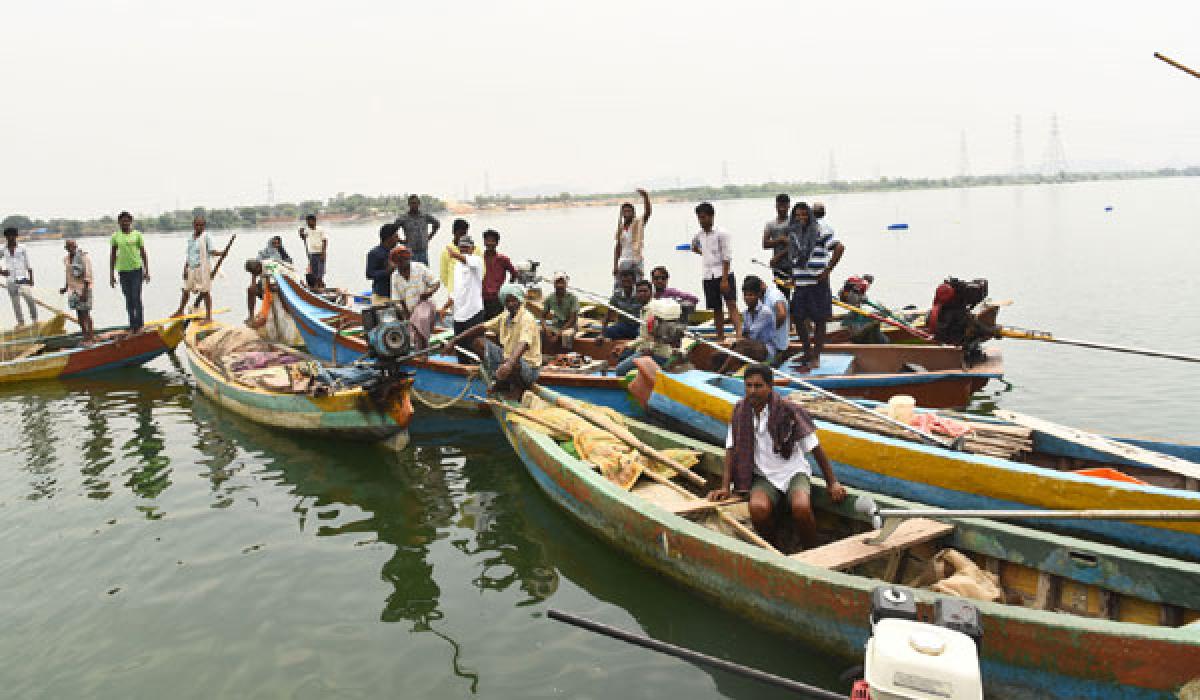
[
  {"xmin": 542, "ymin": 291, "xmax": 579, "ymax": 329},
  {"xmin": 111, "ymin": 230, "xmax": 145, "ymax": 272}
]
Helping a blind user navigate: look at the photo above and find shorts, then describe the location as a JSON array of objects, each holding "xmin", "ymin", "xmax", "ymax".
[
  {"xmin": 790, "ymin": 280, "xmax": 833, "ymax": 323},
  {"xmin": 183, "ymin": 266, "xmax": 211, "ymax": 294},
  {"xmin": 68, "ymin": 289, "xmax": 92, "ymax": 313},
  {"xmin": 702, "ymin": 273, "xmax": 736, "ymax": 311},
  {"xmin": 750, "ymin": 472, "xmax": 811, "ymax": 511}
]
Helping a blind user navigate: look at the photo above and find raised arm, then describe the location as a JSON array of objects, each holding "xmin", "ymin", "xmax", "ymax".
[{"xmin": 638, "ymin": 188, "xmax": 652, "ymax": 224}]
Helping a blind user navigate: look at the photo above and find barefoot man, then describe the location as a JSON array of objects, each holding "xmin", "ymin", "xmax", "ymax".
[{"xmin": 172, "ymin": 215, "xmax": 224, "ymax": 322}]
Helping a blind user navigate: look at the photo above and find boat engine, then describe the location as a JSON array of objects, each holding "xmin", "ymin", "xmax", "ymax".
[
  {"xmin": 514, "ymin": 259, "xmax": 541, "ymax": 287},
  {"xmin": 852, "ymin": 586, "xmax": 983, "ymax": 700},
  {"xmin": 361, "ymin": 304, "xmax": 414, "ymax": 375},
  {"xmin": 644, "ymin": 298, "xmax": 686, "ymax": 347},
  {"xmin": 840, "ymin": 274, "xmax": 875, "ymax": 308},
  {"xmin": 927, "ymin": 277, "xmax": 993, "ymax": 365}
]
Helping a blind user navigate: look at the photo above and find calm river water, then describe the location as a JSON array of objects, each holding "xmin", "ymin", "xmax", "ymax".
[{"xmin": 2, "ymin": 178, "xmax": 1198, "ymax": 698}]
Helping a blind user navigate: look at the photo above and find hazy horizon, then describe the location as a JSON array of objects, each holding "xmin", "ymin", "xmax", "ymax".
[{"xmin": 3, "ymin": 1, "xmax": 1199, "ymax": 220}]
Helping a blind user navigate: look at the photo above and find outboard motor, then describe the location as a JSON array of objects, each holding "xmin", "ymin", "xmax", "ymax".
[
  {"xmin": 514, "ymin": 259, "xmax": 541, "ymax": 288},
  {"xmin": 853, "ymin": 586, "xmax": 983, "ymax": 700},
  {"xmin": 361, "ymin": 304, "xmax": 414, "ymax": 377},
  {"xmin": 927, "ymin": 277, "xmax": 993, "ymax": 365},
  {"xmin": 643, "ymin": 298, "xmax": 686, "ymax": 348},
  {"xmin": 840, "ymin": 274, "xmax": 875, "ymax": 308}
]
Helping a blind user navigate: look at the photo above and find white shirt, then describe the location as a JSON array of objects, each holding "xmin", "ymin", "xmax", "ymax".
[
  {"xmin": 452, "ymin": 254, "xmax": 484, "ymax": 322},
  {"xmin": 725, "ymin": 404, "xmax": 820, "ymax": 490},
  {"xmin": 2, "ymin": 245, "xmax": 32, "ymax": 282},
  {"xmin": 305, "ymin": 227, "xmax": 326, "ymax": 254},
  {"xmin": 693, "ymin": 228, "xmax": 732, "ymax": 280}
]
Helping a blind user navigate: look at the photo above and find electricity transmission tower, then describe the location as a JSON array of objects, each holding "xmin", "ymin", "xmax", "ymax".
[
  {"xmin": 1012, "ymin": 115, "xmax": 1025, "ymax": 175},
  {"xmin": 827, "ymin": 150, "xmax": 838, "ymax": 183},
  {"xmin": 959, "ymin": 130, "xmax": 971, "ymax": 178},
  {"xmin": 1041, "ymin": 114, "xmax": 1068, "ymax": 176}
]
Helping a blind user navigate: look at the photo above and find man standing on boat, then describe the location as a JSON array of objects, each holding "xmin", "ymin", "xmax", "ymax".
[
  {"xmin": 708, "ymin": 363, "xmax": 846, "ymax": 548},
  {"xmin": 789, "ymin": 201, "xmax": 844, "ymax": 369},
  {"xmin": 691, "ymin": 202, "xmax": 741, "ymax": 342},
  {"xmin": 395, "ymin": 195, "xmax": 441, "ymax": 266},
  {"xmin": 298, "ymin": 213, "xmax": 326, "ymax": 289},
  {"xmin": 1, "ymin": 227, "xmax": 38, "ymax": 327},
  {"xmin": 390, "ymin": 244, "xmax": 440, "ymax": 350},
  {"xmin": 450, "ymin": 283, "xmax": 541, "ymax": 399},
  {"xmin": 109, "ymin": 211, "xmax": 150, "ymax": 332},
  {"xmin": 762, "ymin": 194, "xmax": 793, "ymax": 302},
  {"xmin": 445, "ymin": 234, "xmax": 485, "ymax": 362},
  {"xmin": 439, "ymin": 219, "xmax": 469, "ymax": 292},
  {"xmin": 172, "ymin": 215, "xmax": 223, "ymax": 323},
  {"xmin": 60, "ymin": 238, "xmax": 95, "ymax": 344},
  {"xmin": 366, "ymin": 224, "xmax": 400, "ymax": 305},
  {"xmin": 481, "ymin": 229, "xmax": 517, "ymax": 320},
  {"xmin": 613, "ymin": 188, "xmax": 651, "ymax": 289}
]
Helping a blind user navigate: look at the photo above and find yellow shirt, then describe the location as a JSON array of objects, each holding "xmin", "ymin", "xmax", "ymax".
[
  {"xmin": 439, "ymin": 246, "xmax": 456, "ymax": 292},
  {"xmin": 483, "ymin": 307, "xmax": 542, "ymax": 367}
]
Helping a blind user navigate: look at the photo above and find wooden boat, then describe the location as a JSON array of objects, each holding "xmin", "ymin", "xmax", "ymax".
[
  {"xmin": 183, "ymin": 322, "xmax": 414, "ymax": 448},
  {"xmin": 571, "ymin": 334, "xmax": 1003, "ymax": 409},
  {"xmin": 0, "ymin": 313, "xmax": 67, "ymax": 345},
  {"xmin": 491, "ymin": 388, "xmax": 1200, "ymax": 699},
  {"xmin": 272, "ymin": 269, "xmax": 643, "ymax": 414},
  {"xmin": 630, "ymin": 364, "xmax": 1200, "ymax": 561},
  {"xmin": 0, "ymin": 319, "xmax": 186, "ymax": 383}
]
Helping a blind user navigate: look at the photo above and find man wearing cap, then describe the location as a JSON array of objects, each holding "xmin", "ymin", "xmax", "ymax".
[
  {"xmin": 444, "ymin": 234, "xmax": 485, "ymax": 362},
  {"xmin": 60, "ymin": 238, "xmax": 94, "ymax": 343},
  {"xmin": 390, "ymin": 244, "xmax": 439, "ymax": 349},
  {"xmin": 1, "ymin": 227, "xmax": 37, "ymax": 326},
  {"xmin": 451, "ymin": 283, "xmax": 541, "ymax": 398},
  {"xmin": 298, "ymin": 213, "xmax": 327, "ymax": 288},
  {"xmin": 366, "ymin": 224, "xmax": 400, "ymax": 305},
  {"xmin": 541, "ymin": 271, "xmax": 579, "ymax": 352},
  {"xmin": 439, "ymin": 219, "xmax": 469, "ymax": 292},
  {"xmin": 395, "ymin": 195, "xmax": 441, "ymax": 266}
]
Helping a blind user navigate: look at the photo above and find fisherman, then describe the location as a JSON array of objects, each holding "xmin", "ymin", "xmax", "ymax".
[
  {"xmin": 389, "ymin": 244, "xmax": 440, "ymax": 350},
  {"xmin": 60, "ymin": 238, "xmax": 94, "ymax": 344},
  {"xmin": 612, "ymin": 188, "xmax": 651, "ymax": 289},
  {"xmin": 691, "ymin": 202, "xmax": 741, "ymax": 341},
  {"xmin": 1, "ymin": 227, "xmax": 37, "ymax": 326},
  {"xmin": 109, "ymin": 211, "xmax": 150, "ymax": 332},
  {"xmin": 716, "ymin": 275, "xmax": 790, "ymax": 374},
  {"xmin": 762, "ymin": 193, "xmax": 793, "ymax": 301},
  {"xmin": 439, "ymin": 219, "xmax": 469, "ymax": 292},
  {"xmin": 788, "ymin": 201, "xmax": 844, "ymax": 369},
  {"xmin": 257, "ymin": 235, "xmax": 292, "ymax": 264},
  {"xmin": 444, "ymin": 234, "xmax": 484, "ymax": 362},
  {"xmin": 244, "ymin": 259, "xmax": 267, "ymax": 326},
  {"xmin": 366, "ymin": 223, "xmax": 400, "ymax": 305},
  {"xmin": 298, "ymin": 213, "xmax": 327, "ymax": 289},
  {"xmin": 649, "ymin": 266, "xmax": 698, "ymax": 307},
  {"xmin": 707, "ymin": 363, "xmax": 846, "ymax": 548},
  {"xmin": 541, "ymin": 271, "xmax": 579, "ymax": 351},
  {"xmin": 395, "ymin": 194, "xmax": 441, "ymax": 265},
  {"xmin": 481, "ymin": 229, "xmax": 517, "ymax": 320},
  {"xmin": 612, "ymin": 295, "xmax": 684, "ymax": 376},
  {"xmin": 449, "ymin": 283, "xmax": 541, "ymax": 399},
  {"xmin": 602, "ymin": 265, "xmax": 643, "ymax": 340},
  {"xmin": 172, "ymin": 215, "xmax": 223, "ymax": 323},
  {"xmin": 839, "ymin": 275, "xmax": 887, "ymax": 344}
]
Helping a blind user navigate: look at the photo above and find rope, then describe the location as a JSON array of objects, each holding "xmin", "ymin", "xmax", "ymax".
[{"xmin": 411, "ymin": 366, "xmax": 483, "ymax": 410}]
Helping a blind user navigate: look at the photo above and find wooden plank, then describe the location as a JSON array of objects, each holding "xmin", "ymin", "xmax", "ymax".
[
  {"xmin": 995, "ymin": 410, "xmax": 1200, "ymax": 481},
  {"xmin": 669, "ymin": 497, "xmax": 745, "ymax": 516},
  {"xmin": 790, "ymin": 518, "xmax": 954, "ymax": 572},
  {"xmin": 12, "ymin": 343, "xmax": 44, "ymax": 360},
  {"xmin": 1034, "ymin": 572, "xmax": 1061, "ymax": 611}
]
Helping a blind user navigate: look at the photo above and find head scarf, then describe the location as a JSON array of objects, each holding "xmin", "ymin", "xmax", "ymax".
[{"xmin": 499, "ymin": 283, "xmax": 525, "ymax": 304}]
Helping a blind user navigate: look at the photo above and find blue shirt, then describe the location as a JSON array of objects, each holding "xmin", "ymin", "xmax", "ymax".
[
  {"xmin": 791, "ymin": 221, "xmax": 838, "ymax": 287},
  {"xmin": 745, "ymin": 285, "xmax": 790, "ymax": 357},
  {"xmin": 365, "ymin": 244, "xmax": 393, "ymax": 297}
]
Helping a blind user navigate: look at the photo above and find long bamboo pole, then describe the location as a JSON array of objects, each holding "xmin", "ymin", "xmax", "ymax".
[
  {"xmin": 999, "ymin": 326, "xmax": 1200, "ymax": 364},
  {"xmin": 1155, "ymin": 52, "xmax": 1200, "ymax": 80}
]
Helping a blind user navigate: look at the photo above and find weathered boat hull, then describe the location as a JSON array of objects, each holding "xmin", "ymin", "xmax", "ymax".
[
  {"xmin": 493, "ymin": 404, "xmax": 1200, "ymax": 699},
  {"xmin": 636, "ymin": 365, "xmax": 1200, "ymax": 561},
  {"xmin": 0, "ymin": 313, "xmax": 67, "ymax": 343},
  {"xmin": 183, "ymin": 324, "xmax": 413, "ymax": 446},
  {"xmin": 273, "ymin": 270, "xmax": 642, "ymax": 414},
  {"xmin": 0, "ymin": 320, "xmax": 185, "ymax": 383}
]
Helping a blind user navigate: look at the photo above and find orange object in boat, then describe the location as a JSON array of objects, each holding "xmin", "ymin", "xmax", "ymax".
[{"xmin": 1072, "ymin": 467, "xmax": 1148, "ymax": 486}]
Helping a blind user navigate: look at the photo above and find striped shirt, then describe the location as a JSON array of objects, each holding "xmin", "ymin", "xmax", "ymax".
[{"xmin": 791, "ymin": 222, "xmax": 838, "ymax": 287}]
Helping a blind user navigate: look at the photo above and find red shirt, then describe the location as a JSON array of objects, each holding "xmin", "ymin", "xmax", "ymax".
[{"xmin": 482, "ymin": 251, "xmax": 517, "ymax": 300}]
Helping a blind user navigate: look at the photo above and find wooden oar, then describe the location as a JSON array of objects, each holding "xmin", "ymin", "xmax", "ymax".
[
  {"xmin": 999, "ymin": 326, "xmax": 1200, "ymax": 364},
  {"xmin": 877, "ymin": 508, "xmax": 1200, "ymax": 521},
  {"xmin": 831, "ymin": 298, "xmax": 935, "ymax": 341},
  {"xmin": 142, "ymin": 307, "xmax": 231, "ymax": 330},
  {"xmin": 556, "ymin": 279, "xmax": 956, "ymax": 450},
  {"xmin": 1155, "ymin": 52, "xmax": 1200, "ymax": 80},
  {"xmin": 191, "ymin": 234, "xmax": 237, "ymax": 312},
  {"xmin": 33, "ymin": 299, "xmax": 79, "ymax": 325},
  {"xmin": 531, "ymin": 385, "xmax": 707, "ymax": 488}
]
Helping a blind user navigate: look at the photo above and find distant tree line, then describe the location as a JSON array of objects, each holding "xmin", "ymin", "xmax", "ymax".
[
  {"xmin": 470, "ymin": 166, "xmax": 1200, "ymax": 208},
  {"xmin": 1, "ymin": 193, "xmax": 445, "ymax": 237}
]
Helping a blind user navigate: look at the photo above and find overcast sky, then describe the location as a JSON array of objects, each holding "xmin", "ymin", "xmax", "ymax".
[{"xmin": 3, "ymin": 1, "xmax": 1199, "ymax": 219}]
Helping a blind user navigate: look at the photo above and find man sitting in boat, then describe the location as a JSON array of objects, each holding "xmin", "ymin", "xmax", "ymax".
[
  {"xmin": 542, "ymin": 271, "xmax": 579, "ymax": 351},
  {"xmin": 448, "ymin": 283, "xmax": 541, "ymax": 398},
  {"xmin": 257, "ymin": 236, "xmax": 293, "ymax": 264},
  {"xmin": 838, "ymin": 275, "xmax": 888, "ymax": 344},
  {"xmin": 708, "ymin": 363, "xmax": 846, "ymax": 549},
  {"xmin": 603, "ymin": 267, "xmax": 648, "ymax": 340},
  {"xmin": 389, "ymin": 244, "xmax": 439, "ymax": 350}
]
